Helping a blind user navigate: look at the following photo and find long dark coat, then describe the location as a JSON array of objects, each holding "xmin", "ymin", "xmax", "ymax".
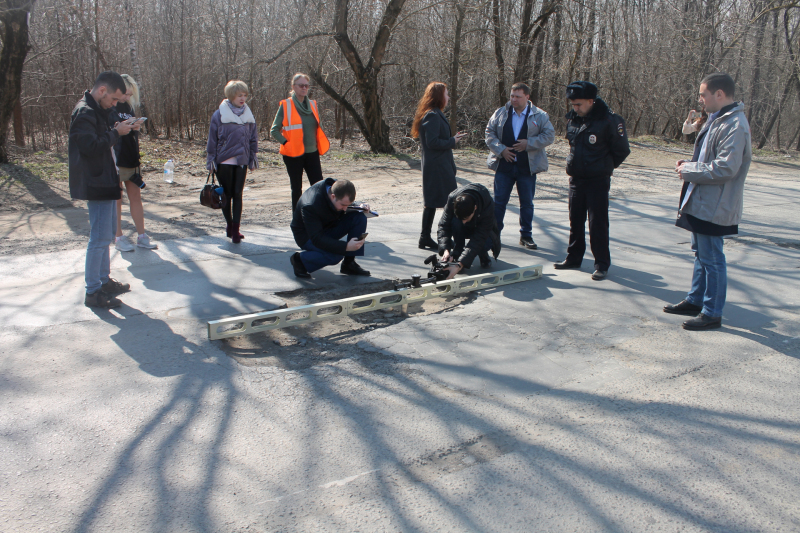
[{"xmin": 419, "ymin": 109, "xmax": 457, "ymax": 208}]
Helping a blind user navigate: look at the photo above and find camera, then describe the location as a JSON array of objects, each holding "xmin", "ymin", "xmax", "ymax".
[
  {"xmin": 129, "ymin": 172, "xmax": 146, "ymax": 189},
  {"xmin": 393, "ymin": 254, "xmax": 460, "ymax": 290}
]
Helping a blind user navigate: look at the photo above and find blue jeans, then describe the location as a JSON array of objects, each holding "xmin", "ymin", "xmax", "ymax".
[
  {"xmin": 86, "ymin": 200, "xmax": 117, "ymax": 294},
  {"xmin": 686, "ymin": 232, "xmax": 727, "ymax": 318},
  {"xmin": 298, "ymin": 211, "xmax": 367, "ymax": 273},
  {"xmin": 494, "ymin": 167, "xmax": 536, "ymax": 239}
]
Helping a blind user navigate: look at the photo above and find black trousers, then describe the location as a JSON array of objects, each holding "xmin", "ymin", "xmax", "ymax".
[
  {"xmin": 450, "ymin": 218, "xmax": 493, "ymax": 269},
  {"xmin": 283, "ymin": 151, "xmax": 324, "ymax": 210},
  {"xmin": 217, "ymin": 164, "xmax": 248, "ymax": 225},
  {"xmin": 566, "ymin": 176, "xmax": 611, "ymax": 271}
]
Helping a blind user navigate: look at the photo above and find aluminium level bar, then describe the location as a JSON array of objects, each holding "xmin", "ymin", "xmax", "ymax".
[{"xmin": 207, "ymin": 264, "xmax": 543, "ymax": 340}]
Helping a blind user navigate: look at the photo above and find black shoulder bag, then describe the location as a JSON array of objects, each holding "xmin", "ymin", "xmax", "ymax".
[{"xmin": 200, "ymin": 171, "xmax": 226, "ymax": 209}]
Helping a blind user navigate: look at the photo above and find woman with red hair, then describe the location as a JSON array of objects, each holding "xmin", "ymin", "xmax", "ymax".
[{"xmin": 411, "ymin": 82, "xmax": 467, "ymax": 250}]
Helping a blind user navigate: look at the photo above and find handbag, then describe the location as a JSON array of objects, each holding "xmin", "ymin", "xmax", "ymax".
[{"xmin": 200, "ymin": 171, "xmax": 226, "ymax": 209}]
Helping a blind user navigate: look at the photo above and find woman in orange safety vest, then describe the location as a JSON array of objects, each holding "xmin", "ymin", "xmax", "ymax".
[{"xmin": 270, "ymin": 73, "xmax": 331, "ymax": 210}]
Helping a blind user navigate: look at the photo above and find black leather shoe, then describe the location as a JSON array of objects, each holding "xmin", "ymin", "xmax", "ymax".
[
  {"xmin": 479, "ymin": 254, "xmax": 492, "ymax": 268},
  {"xmin": 663, "ymin": 300, "xmax": 702, "ymax": 316},
  {"xmin": 101, "ymin": 277, "xmax": 130, "ymax": 295},
  {"xmin": 591, "ymin": 270, "xmax": 607, "ymax": 281},
  {"xmin": 418, "ymin": 235, "xmax": 438, "ymax": 250},
  {"xmin": 553, "ymin": 260, "xmax": 581, "ymax": 270},
  {"xmin": 341, "ymin": 260, "xmax": 371, "ymax": 276},
  {"xmin": 519, "ymin": 236, "xmax": 538, "ymax": 250},
  {"xmin": 290, "ymin": 252, "xmax": 311, "ymax": 278},
  {"xmin": 682, "ymin": 313, "xmax": 722, "ymax": 330}
]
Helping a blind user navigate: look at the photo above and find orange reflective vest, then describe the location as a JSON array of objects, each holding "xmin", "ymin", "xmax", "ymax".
[{"xmin": 279, "ymin": 98, "xmax": 330, "ymax": 157}]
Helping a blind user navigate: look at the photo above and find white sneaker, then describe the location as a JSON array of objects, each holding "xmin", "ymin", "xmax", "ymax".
[
  {"xmin": 137, "ymin": 234, "xmax": 158, "ymax": 249},
  {"xmin": 115, "ymin": 237, "xmax": 135, "ymax": 252}
]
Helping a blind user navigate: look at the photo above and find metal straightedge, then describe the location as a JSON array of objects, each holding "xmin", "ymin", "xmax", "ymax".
[{"xmin": 207, "ymin": 264, "xmax": 543, "ymax": 340}]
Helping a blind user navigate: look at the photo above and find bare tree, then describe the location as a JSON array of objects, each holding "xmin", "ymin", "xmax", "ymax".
[
  {"xmin": 0, "ymin": 0, "xmax": 33, "ymax": 162},
  {"xmin": 310, "ymin": 0, "xmax": 407, "ymax": 153}
]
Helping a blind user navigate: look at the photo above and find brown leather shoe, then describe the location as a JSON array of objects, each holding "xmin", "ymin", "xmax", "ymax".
[
  {"xmin": 85, "ymin": 291, "xmax": 121, "ymax": 309},
  {"xmin": 101, "ymin": 278, "xmax": 130, "ymax": 295}
]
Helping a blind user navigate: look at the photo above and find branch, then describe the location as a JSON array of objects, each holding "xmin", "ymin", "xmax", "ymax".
[
  {"xmin": 333, "ymin": 0, "xmax": 366, "ymax": 76},
  {"xmin": 367, "ymin": 0, "xmax": 407, "ymax": 72},
  {"xmin": 251, "ymin": 32, "xmax": 334, "ymax": 67},
  {"xmin": 308, "ymin": 68, "xmax": 369, "ymax": 140}
]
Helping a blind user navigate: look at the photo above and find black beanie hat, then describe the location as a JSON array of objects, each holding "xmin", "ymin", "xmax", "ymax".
[{"xmin": 566, "ymin": 81, "xmax": 598, "ymax": 100}]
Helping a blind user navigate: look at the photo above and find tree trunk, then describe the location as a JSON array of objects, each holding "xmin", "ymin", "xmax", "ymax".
[
  {"xmin": 13, "ymin": 98, "xmax": 24, "ymax": 147},
  {"xmin": 748, "ymin": 1, "xmax": 768, "ymax": 142},
  {"xmin": 0, "ymin": 0, "xmax": 33, "ymax": 163},
  {"xmin": 492, "ymin": 0, "xmax": 506, "ymax": 107},
  {"xmin": 582, "ymin": 0, "xmax": 596, "ymax": 81},
  {"xmin": 513, "ymin": 0, "xmax": 560, "ymax": 84},
  {"xmin": 449, "ymin": 1, "xmax": 466, "ymax": 136},
  {"xmin": 124, "ymin": 0, "xmax": 155, "ymax": 135},
  {"xmin": 758, "ymin": 9, "xmax": 800, "ymax": 149},
  {"xmin": 548, "ymin": 5, "xmax": 562, "ymax": 104},
  {"xmin": 312, "ymin": 0, "xmax": 406, "ymax": 153}
]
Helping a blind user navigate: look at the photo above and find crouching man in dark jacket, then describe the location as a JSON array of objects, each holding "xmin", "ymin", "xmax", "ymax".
[
  {"xmin": 69, "ymin": 71, "xmax": 136, "ymax": 308},
  {"xmin": 437, "ymin": 183, "xmax": 502, "ymax": 280},
  {"xmin": 555, "ymin": 81, "xmax": 630, "ymax": 281},
  {"xmin": 289, "ymin": 178, "xmax": 370, "ymax": 279}
]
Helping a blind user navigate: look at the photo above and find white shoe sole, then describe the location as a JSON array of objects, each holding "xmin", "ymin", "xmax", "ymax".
[
  {"xmin": 137, "ymin": 243, "xmax": 158, "ymax": 249},
  {"xmin": 115, "ymin": 243, "xmax": 135, "ymax": 252}
]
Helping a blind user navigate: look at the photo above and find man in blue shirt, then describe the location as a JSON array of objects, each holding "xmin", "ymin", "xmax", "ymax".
[{"xmin": 485, "ymin": 83, "xmax": 555, "ymax": 250}]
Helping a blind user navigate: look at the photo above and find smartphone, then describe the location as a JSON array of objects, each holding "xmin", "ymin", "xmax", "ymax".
[
  {"xmin": 359, "ymin": 233, "xmax": 368, "ymax": 241},
  {"xmin": 688, "ymin": 111, "xmax": 698, "ymax": 120}
]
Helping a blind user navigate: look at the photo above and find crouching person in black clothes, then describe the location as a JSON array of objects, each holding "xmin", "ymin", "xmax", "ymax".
[
  {"xmin": 437, "ymin": 183, "xmax": 501, "ymax": 280},
  {"xmin": 289, "ymin": 178, "xmax": 370, "ymax": 279}
]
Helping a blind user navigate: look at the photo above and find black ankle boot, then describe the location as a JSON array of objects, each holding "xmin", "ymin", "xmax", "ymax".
[{"xmin": 419, "ymin": 207, "xmax": 438, "ymax": 250}]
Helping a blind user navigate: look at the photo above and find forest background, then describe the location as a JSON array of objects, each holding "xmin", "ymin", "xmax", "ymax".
[{"xmin": 1, "ymin": 0, "xmax": 800, "ymax": 161}]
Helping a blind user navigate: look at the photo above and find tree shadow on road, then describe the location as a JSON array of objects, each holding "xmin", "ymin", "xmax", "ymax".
[{"xmin": 72, "ymin": 306, "xmax": 236, "ymax": 533}]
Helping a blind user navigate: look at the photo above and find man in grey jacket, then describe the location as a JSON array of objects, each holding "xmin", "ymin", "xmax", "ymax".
[
  {"xmin": 485, "ymin": 82, "xmax": 555, "ymax": 250},
  {"xmin": 665, "ymin": 73, "xmax": 751, "ymax": 330}
]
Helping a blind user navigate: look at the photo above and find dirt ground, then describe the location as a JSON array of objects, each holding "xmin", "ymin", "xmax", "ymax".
[{"xmin": 0, "ymin": 135, "xmax": 797, "ymax": 256}]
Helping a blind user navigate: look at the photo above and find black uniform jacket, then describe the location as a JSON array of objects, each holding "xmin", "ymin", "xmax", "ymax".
[
  {"xmin": 68, "ymin": 91, "xmax": 122, "ymax": 201},
  {"xmin": 564, "ymin": 97, "xmax": 630, "ymax": 180},
  {"xmin": 437, "ymin": 183, "xmax": 502, "ymax": 267},
  {"xmin": 291, "ymin": 178, "xmax": 351, "ymax": 256}
]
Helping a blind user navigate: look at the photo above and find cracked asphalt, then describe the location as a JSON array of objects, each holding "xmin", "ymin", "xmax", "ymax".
[{"xmin": 1, "ymin": 148, "xmax": 800, "ymax": 532}]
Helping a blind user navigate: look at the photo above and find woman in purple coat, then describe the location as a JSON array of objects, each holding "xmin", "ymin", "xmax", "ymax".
[{"xmin": 206, "ymin": 80, "xmax": 259, "ymax": 243}]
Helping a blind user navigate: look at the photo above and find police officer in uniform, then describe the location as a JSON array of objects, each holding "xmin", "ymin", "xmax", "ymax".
[{"xmin": 554, "ymin": 81, "xmax": 630, "ymax": 280}]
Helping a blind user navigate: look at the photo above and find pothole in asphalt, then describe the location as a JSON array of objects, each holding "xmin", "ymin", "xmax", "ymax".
[
  {"xmin": 217, "ymin": 280, "xmax": 477, "ymax": 371},
  {"xmin": 404, "ymin": 431, "xmax": 517, "ymax": 483}
]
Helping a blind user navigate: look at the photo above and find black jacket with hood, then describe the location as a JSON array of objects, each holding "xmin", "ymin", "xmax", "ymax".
[
  {"xmin": 68, "ymin": 91, "xmax": 122, "ymax": 201},
  {"xmin": 564, "ymin": 97, "xmax": 630, "ymax": 180},
  {"xmin": 437, "ymin": 183, "xmax": 501, "ymax": 267}
]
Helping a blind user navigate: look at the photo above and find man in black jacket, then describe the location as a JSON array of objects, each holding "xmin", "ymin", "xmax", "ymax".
[
  {"xmin": 555, "ymin": 81, "xmax": 630, "ymax": 281},
  {"xmin": 69, "ymin": 71, "xmax": 134, "ymax": 308},
  {"xmin": 437, "ymin": 183, "xmax": 502, "ymax": 279},
  {"xmin": 289, "ymin": 178, "xmax": 370, "ymax": 278}
]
